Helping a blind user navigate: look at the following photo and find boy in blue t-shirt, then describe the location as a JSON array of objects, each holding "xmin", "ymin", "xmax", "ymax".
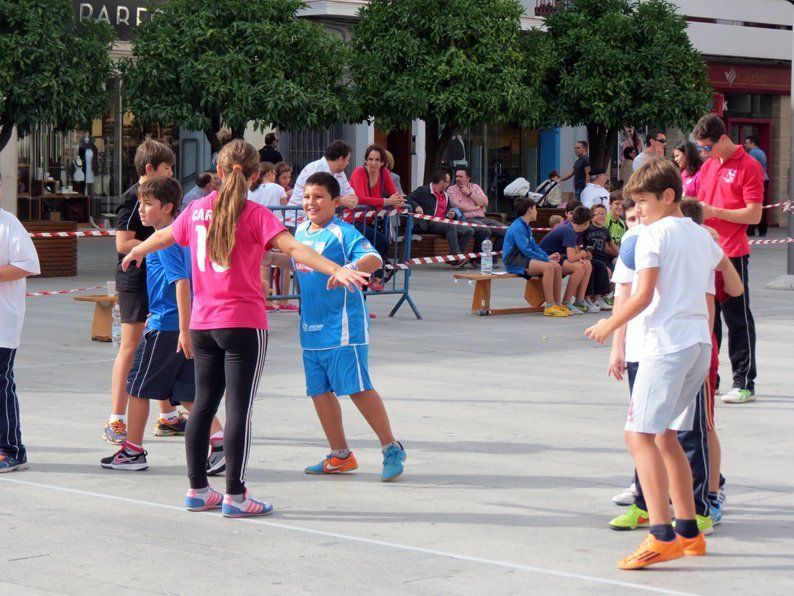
[
  {"xmin": 539, "ymin": 206, "xmax": 594, "ymax": 314},
  {"xmin": 101, "ymin": 178, "xmax": 224, "ymax": 472},
  {"xmin": 502, "ymin": 197, "xmax": 568, "ymax": 317},
  {"xmin": 268, "ymin": 172, "xmax": 406, "ymax": 481}
]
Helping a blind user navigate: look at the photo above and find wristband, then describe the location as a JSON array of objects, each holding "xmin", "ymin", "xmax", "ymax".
[{"xmin": 344, "ymin": 262, "xmax": 359, "ymax": 272}]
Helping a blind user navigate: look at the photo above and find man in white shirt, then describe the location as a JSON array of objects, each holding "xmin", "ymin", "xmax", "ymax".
[
  {"xmin": 579, "ymin": 168, "xmax": 610, "ymax": 209},
  {"xmin": 0, "ymin": 174, "xmax": 41, "ymax": 472},
  {"xmin": 632, "ymin": 129, "xmax": 667, "ymax": 171},
  {"xmin": 284, "ymin": 140, "xmax": 358, "ymax": 228}
]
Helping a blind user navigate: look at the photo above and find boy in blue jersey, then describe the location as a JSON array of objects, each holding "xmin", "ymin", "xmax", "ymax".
[
  {"xmin": 101, "ymin": 177, "xmax": 224, "ymax": 472},
  {"xmin": 502, "ymin": 197, "xmax": 568, "ymax": 317},
  {"xmin": 267, "ymin": 172, "xmax": 406, "ymax": 481}
]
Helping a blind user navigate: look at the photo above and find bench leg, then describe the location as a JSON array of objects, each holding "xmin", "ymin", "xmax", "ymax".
[
  {"xmin": 523, "ymin": 278, "xmax": 546, "ymax": 309},
  {"xmin": 470, "ymin": 280, "xmax": 492, "ymax": 314},
  {"xmin": 91, "ymin": 301, "xmax": 114, "ymax": 342}
]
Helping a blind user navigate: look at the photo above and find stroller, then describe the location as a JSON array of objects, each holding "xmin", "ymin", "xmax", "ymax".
[{"xmin": 503, "ymin": 177, "xmax": 547, "ymax": 214}]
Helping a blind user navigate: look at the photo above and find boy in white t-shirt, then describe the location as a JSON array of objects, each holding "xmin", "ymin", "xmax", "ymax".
[
  {"xmin": 0, "ymin": 174, "xmax": 41, "ymax": 472},
  {"xmin": 585, "ymin": 159, "xmax": 737, "ymax": 570}
]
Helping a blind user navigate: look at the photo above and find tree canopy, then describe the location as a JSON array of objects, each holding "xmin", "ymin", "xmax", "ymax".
[
  {"xmin": 121, "ymin": 0, "xmax": 353, "ymax": 152},
  {"xmin": 350, "ymin": 0, "xmax": 542, "ymax": 181},
  {"xmin": 532, "ymin": 0, "xmax": 711, "ymax": 169},
  {"xmin": 0, "ymin": 0, "xmax": 115, "ymax": 152}
]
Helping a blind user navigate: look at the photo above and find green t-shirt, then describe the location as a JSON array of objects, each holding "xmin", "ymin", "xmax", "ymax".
[{"xmin": 606, "ymin": 213, "xmax": 627, "ymax": 246}]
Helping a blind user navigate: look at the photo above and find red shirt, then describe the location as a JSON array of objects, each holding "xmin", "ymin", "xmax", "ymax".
[
  {"xmin": 434, "ymin": 189, "xmax": 448, "ymax": 218},
  {"xmin": 348, "ymin": 166, "xmax": 398, "ymax": 209},
  {"xmin": 697, "ymin": 146, "xmax": 764, "ymax": 257}
]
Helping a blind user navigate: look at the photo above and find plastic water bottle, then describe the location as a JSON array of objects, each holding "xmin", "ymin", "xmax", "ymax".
[
  {"xmin": 480, "ymin": 238, "xmax": 493, "ymax": 275},
  {"xmin": 112, "ymin": 304, "xmax": 122, "ymax": 347}
]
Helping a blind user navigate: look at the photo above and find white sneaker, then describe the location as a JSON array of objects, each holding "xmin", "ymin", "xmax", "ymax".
[
  {"xmin": 721, "ymin": 388, "xmax": 755, "ymax": 404},
  {"xmin": 612, "ymin": 482, "xmax": 638, "ymax": 506},
  {"xmin": 584, "ymin": 298, "xmax": 601, "ymax": 313},
  {"xmin": 595, "ymin": 296, "xmax": 612, "ymax": 310}
]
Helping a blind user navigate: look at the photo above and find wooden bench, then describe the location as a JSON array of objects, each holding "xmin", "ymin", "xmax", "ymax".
[
  {"xmin": 453, "ymin": 272, "xmax": 545, "ymax": 316},
  {"xmin": 23, "ymin": 221, "xmax": 78, "ymax": 277},
  {"xmin": 73, "ymin": 294, "xmax": 118, "ymax": 342}
]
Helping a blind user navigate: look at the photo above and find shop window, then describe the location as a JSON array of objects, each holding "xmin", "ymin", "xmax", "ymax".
[
  {"xmin": 724, "ymin": 93, "xmax": 773, "ymax": 118},
  {"xmin": 15, "ymin": 78, "xmax": 180, "ymax": 222}
]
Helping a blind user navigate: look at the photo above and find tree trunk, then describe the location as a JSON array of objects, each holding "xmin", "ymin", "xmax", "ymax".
[
  {"xmin": 205, "ymin": 113, "xmax": 223, "ymax": 154},
  {"xmin": 423, "ymin": 120, "xmax": 457, "ymax": 184},
  {"xmin": 0, "ymin": 111, "xmax": 15, "ymax": 154},
  {"xmin": 586, "ymin": 123, "xmax": 619, "ymax": 174}
]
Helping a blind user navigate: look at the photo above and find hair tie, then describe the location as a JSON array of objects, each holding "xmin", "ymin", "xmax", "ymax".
[{"xmin": 232, "ymin": 164, "xmax": 243, "ymax": 172}]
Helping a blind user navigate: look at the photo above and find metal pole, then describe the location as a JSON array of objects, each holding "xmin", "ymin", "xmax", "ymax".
[
  {"xmin": 768, "ymin": 0, "xmax": 794, "ymax": 288},
  {"xmin": 788, "ymin": 1, "xmax": 794, "ymax": 274}
]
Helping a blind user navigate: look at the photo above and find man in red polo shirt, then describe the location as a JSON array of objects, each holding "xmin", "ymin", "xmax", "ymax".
[{"xmin": 694, "ymin": 114, "xmax": 763, "ymax": 404}]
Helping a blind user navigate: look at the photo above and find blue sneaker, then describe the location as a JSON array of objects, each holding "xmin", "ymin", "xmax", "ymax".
[
  {"xmin": 0, "ymin": 454, "xmax": 28, "ymax": 473},
  {"xmin": 710, "ymin": 503, "xmax": 723, "ymax": 525},
  {"xmin": 381, "ymin": 442, "xmax": 406, "ymax": 482},
  {"xmin": 185, "ymin": 487, "xmax": 223, "ymax": 512}
]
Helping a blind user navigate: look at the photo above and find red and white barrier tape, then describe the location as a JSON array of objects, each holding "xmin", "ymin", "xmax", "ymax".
[
  {"xmin": 28, "ymin": 230, "xmax": 117, "ymax": 239},
  {"xmin": 748, "ymin": 237, "xmax": 794, "ymax": 245},
  {"xmin": 410, "ymin": 213, "xmax": 553, "ymax": 232},
  {"xmin": 763, "ymin": 201, "xmax": 792, "ymax": 210},
  {"xmin": 384, "ymin": 250, "xmax": 504, "ymax": 269},
  {"xmin": 26, "ymin": 285, "xmax": 105, "ymax": 298},
  {"xmin": 348, "ymin": 208, "xmax": 400, "ymax": 221}
]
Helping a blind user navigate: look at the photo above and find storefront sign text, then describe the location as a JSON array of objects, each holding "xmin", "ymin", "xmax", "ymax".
[{"xmin": 73, "ymin": 1, "xmax": 158, "ymax": 41}]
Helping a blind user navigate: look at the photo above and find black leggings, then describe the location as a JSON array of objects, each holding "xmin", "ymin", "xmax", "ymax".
[{"xmin": 187, "ymin": 328, "xmax": 268, "ymax": 494}]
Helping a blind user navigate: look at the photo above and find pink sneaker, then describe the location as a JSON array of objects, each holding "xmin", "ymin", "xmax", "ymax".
[
  {"xmin": 265, "ymin": 303, "xmax": 278, "ymax": 312},
  {"xmin": 278, "ymin": 304, "xmax": 299, "ymax": 312},
  {"xmin": 222, "ymin": 490, "xmax": 274, "ymax": 518}
]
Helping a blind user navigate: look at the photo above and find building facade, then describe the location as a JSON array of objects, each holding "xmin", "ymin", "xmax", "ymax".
[{"xmin": 1, "ymin": 0, "xmax": 791, "ymax": 221}]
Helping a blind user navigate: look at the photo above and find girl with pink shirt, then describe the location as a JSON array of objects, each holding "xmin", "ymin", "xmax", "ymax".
[
  {"xmin": 122, "ymin": 140, "xmax": 367, "ymax": 518},
  {"xmin": 674, "ymin": 141, "xmax": 703, "ymax": 199}
]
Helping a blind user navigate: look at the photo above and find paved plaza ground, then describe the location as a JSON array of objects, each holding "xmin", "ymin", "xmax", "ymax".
[{"xmin": 2, "ymin": 232, "xmax": 794, "ymax": 595}]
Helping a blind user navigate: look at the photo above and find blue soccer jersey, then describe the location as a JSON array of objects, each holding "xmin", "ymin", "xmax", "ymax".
[
  {"xmin": 293, "ymin": 217, "xmax": 381, "ymax": 350},
  {"xmin": 145, "ymin": 243, "xmax": 192, "ymax": 331}
]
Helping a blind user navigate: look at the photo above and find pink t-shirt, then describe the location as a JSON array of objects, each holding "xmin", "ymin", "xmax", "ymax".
[{"xmin": 172, "ymin": 191, "xmax": 286, "ymax": 330}]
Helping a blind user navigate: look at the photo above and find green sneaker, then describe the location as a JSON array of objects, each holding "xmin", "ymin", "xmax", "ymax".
[
  {"xmin": 697, "ymin": 514, "xmax": 714, "ymax": 535},
  {"xmin": 673, "ymin": 514, "xmax": 714, "ymax": 535},
  {"xmin": 721, "ymin": 388, "xmax": 755, "ymax": 404},
  {"xmin": 609, "ymin": 504, "xmax": 650, "ymax": 531}
]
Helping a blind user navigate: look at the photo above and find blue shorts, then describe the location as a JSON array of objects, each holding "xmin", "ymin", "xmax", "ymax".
[
  {"xmin": 126, "ymin": 329, "xmax": 195, "ymax": 404},
  {"xmin": 302, "ymin": 345, "xmax": 373, "ymax": 397}
]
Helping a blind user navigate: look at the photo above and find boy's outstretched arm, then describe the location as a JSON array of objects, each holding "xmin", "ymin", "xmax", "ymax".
[
  {"xmin": 716, "ymin": 254, "xmax": 744, "ymax": 297},
  {"xmin": 270, "ymin": 231, "xmax": 369, "ymax": 291},
  {"xmin": 175, "ymin": 278, "xmax": 193, "ymax": 359},
  {"xmin": 585, "ymin": 268, "xmax": 658, "ymax": 344}
]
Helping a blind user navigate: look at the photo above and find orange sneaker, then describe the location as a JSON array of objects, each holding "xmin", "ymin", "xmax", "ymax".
[
  {"xmin": 617, "ymin": 534, "xmax": 685, "ymax": 570},
  {"xmin": 305, "ymin": 452, "xmax": 358, "ymax": 474},
  {"xmin": 679, "ymin": 533, "xmax": 707, "ymax": 556}
]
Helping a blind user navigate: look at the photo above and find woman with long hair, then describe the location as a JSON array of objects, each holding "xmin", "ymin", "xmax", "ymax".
[
  {"xmin": 122, "ymin": 140, "xmax": 367, "ymax": 518},
  {"xmin": 673, "ymin": 141, "xmax": 703, "ymax": 198}
]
